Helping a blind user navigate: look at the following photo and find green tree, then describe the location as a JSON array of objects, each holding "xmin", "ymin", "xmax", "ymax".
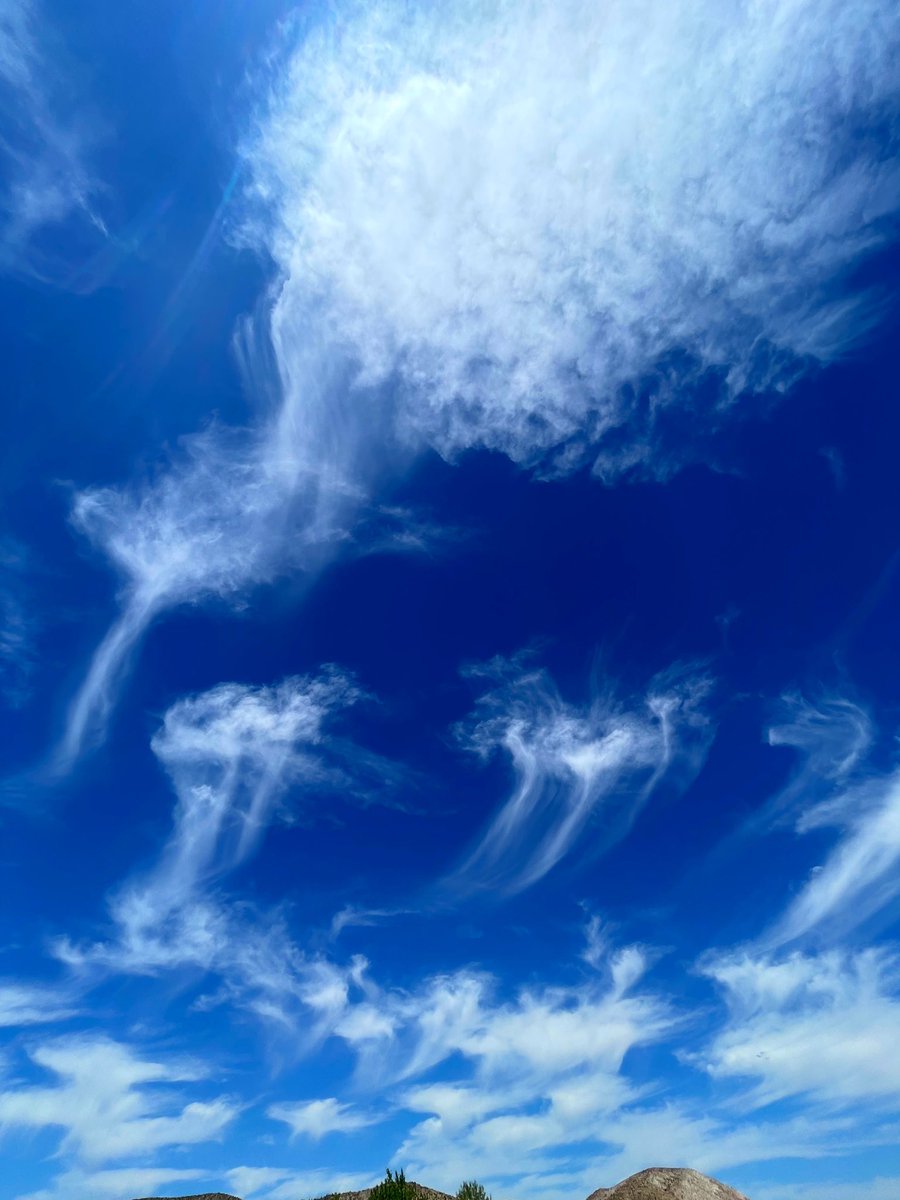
[
  {"xmin": 457, "ymin": 1181, "xmax": 492, "ymax": 1200},
  {"xmin": 370, "ymin": 1168, "xmax": 417, "ymax": 1200}
]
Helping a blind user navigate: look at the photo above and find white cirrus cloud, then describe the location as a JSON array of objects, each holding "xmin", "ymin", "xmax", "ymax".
[
  {"xmin": 244, "ymin": 0, "xmax": 900, "ymax": 474},
  {"xmin": 148, "ymin": 667, "xmax": 365, "ymax": 886},
  {"xmin": 54, "ymin": 670, "xmax": 388, "ymax": 1036},
  {"xmin": 573, "ymin": 1107, "xmax": 875, "ymax": 1200},
  {"xmin": 448, "ymin": 659, "xmax": 712, "ymax": 892},
  {"xmin": 752, "ymin": 691, "xmax": 900, "ymax": 944},
  {"xmin": 698, "ymin": 946, "xmax": 900, "ymax": 1109},
  {"xmin": 59, "ymin": 346, "xmax": 402, "ymax": 765},
  {"xmin": 92, "ymin": 670, "xmax": 361, "ymax": 963},
  {"xmin": 0, "ymin": 980, "xmax": 75, "ymax": 1027},
  {"xmin": 268, "ymin": 1095, "xmax": 381, "ymax": 1140},
  {"xmin": 397, "ymin": 1072, "xmax": 858, "ymax": 1196},
  {"xmin": 762, "ymin": 692, "xmax": 874, "ymax": 827},
  {"xmin": 61, "ymin": 419, "xmax": 359, "ymax": 764},
  {"xmin": 0, "ymin": 1035, "xmax": 237, "ymax": 1164},
  {"xmin": 769, "ymin": 770, "xmax": 900, "ymax": 946},
  {"xmin": 336, "ymin": 931, "xmax": 674, "ymax": 1096}
]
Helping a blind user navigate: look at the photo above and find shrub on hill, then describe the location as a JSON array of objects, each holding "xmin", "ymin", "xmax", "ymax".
[
  {"xmin": 457, "ymin": 1182, "xmax": 491, "ymax": 1200},
  {"xmin": 370, "ymin": 1169, "xmax": 418, "ymax": 1200}
]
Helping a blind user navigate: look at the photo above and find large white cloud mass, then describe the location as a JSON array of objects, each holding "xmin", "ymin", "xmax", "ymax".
[
  {"xmin": 62, "ymin": 0, "xmax": 900, "ymax": 759},
  {"xmin": 246, "ymin": 0, "xmax": 900, "ymax": 473}
]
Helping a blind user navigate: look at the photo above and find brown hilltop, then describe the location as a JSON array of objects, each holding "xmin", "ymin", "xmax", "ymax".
[
  {"xmin": 132, "ymin": 1194, "xmax": 242, "ymax": 1200},
  {"xmin": 587, "ymin": 1168, "xmax": 749, "ymax": 1200}
]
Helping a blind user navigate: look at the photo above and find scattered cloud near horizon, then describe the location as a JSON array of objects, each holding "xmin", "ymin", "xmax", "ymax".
[{"xmin": 5, "ymin": 907, "xmax": 900, "ymax": 1200}]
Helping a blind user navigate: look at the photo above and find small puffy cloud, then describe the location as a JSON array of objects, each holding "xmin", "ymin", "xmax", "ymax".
[
  {"xmin": 450, "ymin": 659, "xmax": 712, "ymax": 892},
  {"xmin": 268, "ymin": 1096, "xmax": 381, "ymax": 1139},
  {"xmin": 0, "ymin": 1035, "xmax": 237, "ymax": 1164}
]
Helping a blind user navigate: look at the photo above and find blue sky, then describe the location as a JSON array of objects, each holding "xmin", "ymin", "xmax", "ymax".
[{"xmin": 1, "ymin": 1, "xmax": 900, "ymax": 1198}]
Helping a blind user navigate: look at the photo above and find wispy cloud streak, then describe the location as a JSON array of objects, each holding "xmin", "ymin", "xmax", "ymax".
[
  {"xmin": 754, "ymin": 692, "xmax": 900, "ymax": 945},
  {"xmin": 56, "ymin": 670, "xmax": 379, "ymax": 1033},
  {"xmin": 769, "ymin": 770, "xmax": 900, "ymax": 946},
  {"xmin": 0, "ymin": 0, "xmax": 106, "ymax": 279},
  {"xmin": 449, "ymin": 660, "xmax": 711, "ymax": 893},
  {"xmin": 0, "ymin": 980, "xmax": 75, "ymax": 1026},
  {"xmin": 59, "ymin": 325, "xmax": 399, "ymax": 766},
  {"xmin": 762, "ymin": 693, "xmax": 874, "ymax": 827}
]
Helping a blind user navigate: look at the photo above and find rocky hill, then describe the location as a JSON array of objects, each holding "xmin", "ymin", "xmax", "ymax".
[
  {"xmin": 133, "ymin": 1194, "xmax": 242, "ymax": 1200},
  {"xmin": 586, "ymin": 1168, "xmax": 749, "ymax": 1200}
]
